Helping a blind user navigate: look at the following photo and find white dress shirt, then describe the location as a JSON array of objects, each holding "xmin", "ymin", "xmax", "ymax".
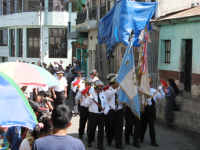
[
  {"xmin": 104, "ymin": 86, "xmax": 123, "ymax": 111},
  {"xmin": 54, "ymin": 77, "xmax": 68, "ymax": 92},
  {"xmin": 89, "ymin": 76, "xmax": 99, "ymax": 83},
  {"xmin": 88, "ymin": 89, "xmax": 109, "ymax": 114},
  {"xmin": 75, "ymin": 91, "xmax": 90, "ymax": 107}
]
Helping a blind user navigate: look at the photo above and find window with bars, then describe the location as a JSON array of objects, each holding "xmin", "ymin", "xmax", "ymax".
[
  {"xmin": 27, "ymin": 28, "xmax": 40, "ymax": 58},
  {"xmin": 164, "ymin": 40, "xmax": 171, "ymax": 64},
  {"xmin": 49, "ymin": 28, "xmax": 68, "ymax": 58},
  {"xmin": 0, "ymin": 29, "xmax": 8, "ymax": 46},
  {"xmin": 17, "ymin": 29, "xmax": 23, "ymax": 57},
  {"xmin": 17, "ymin": 0, "xmax": 23, "ymax": 13},
  {"xmin": 161, "ymin": 40, "xmax": 171, "ymax": 64},
  {"xmin": 10, "ymin": 29, "xmax": 15, "ymax": 57},
  {"xmin": 2, "ymin": 0, "xmax": 7, "ymax": 15},
  {"xmin": 10, "ymin": 0, "xmax": 15, "ymax": 14}
]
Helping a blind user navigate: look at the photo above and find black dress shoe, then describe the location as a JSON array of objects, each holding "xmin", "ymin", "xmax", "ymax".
[
  {"xmin": 140, "ymin": 138, "xmax": 144, "ymax": 143},
  {"xmin": 125, "ymin": 140, "xmax": 130, "ymax": 145},
  {"xmin": 133, "ymin": 142, "xmax": 141, "ymax": 148},
  {"xmin": 151, "ymin": 143, "xmax": 159, "ymax": 147},
  {"xmin": 107, "ymin": 140, "xmax": 112, "ymax": 146},
  {"xmin": 88, "ymin": 143, "xmax": 92, "ymax": 147},
  {"xmin": 116, "ymin": 145, "xmax": 123, "ymax": 149},
  {"xmin": 97, "ymin": 146, "xmax": 105, "ymax": 150}
]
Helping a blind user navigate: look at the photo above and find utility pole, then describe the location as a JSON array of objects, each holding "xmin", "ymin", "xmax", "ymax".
[
  {"xmin": 39, "ymin": 0, "xmax": 43, "ymax": 63},
  {"xmin": 68, "ymin": 2, "xmax": 72, "ymax": 33}
]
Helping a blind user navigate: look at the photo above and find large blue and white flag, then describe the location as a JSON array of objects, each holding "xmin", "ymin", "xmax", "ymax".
[
  {"xmin": 116, "ymin": 37, "xmax": 140, "ymax": 118},
  {"xmin": 98, "ymin": 0, "xmax": 157, "ymax": 57}
]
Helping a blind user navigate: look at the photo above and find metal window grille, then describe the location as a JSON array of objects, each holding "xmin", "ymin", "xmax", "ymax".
[
  {"xmin": 10, "ymin": 29, "xmax": 15, "ymax": 57},
  {"xmin": 17, "ymin": 29, "xmax": 23, "ymax": 57},
  {"xmin": 49, "ymin": 28, "xmax": 68, "ymax": 58},
  {"xmin": 27, "ymin": 28, "xmax": 40, "ymax": 58},
  {"xmin": 164, "ymin": 40, "xmax": 171, "ymax": 64}
]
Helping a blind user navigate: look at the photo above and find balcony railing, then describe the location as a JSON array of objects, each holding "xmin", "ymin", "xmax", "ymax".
[
  {"xmin": 76, "ymin": 5, "xmax": 108, "ymax": 25},
  {"xmin": 100, "ymin": 5, "xmax": 106, "ymax": 18},
  {"xmin": 89, "ymin": 7, "xmax": 97, "ymax": 20},
  {"xmin": 76, "ymin": 10, "xmax": 87, "ymax": 24}
]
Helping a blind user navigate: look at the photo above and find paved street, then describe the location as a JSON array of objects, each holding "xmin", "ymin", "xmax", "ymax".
[{"xmin": 68, "ymin": 116, "xmax": 200, "ymax": 150}]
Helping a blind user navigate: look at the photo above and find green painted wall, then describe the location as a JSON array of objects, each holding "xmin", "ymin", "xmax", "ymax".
[{"xmin": 158, "ymin": 20, "xmax": 200, "ymax": 74}]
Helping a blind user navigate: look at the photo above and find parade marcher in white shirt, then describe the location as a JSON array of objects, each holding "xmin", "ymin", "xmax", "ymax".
[
  {"xmin": 104, "ymin": 74, "xmax": 124, "ymax": 149},
  {"xmin": 140, "ymin": 79, "xmax": 165, "ymax": 147},
  {"xmin": 71, "ymin": 72, "xmax": 85, "ymax": 113},
  {"xmin": 52, "ymin": 71, "xmax": 68, "ymax": 107},
  {"xmin": 87, "ymin": 80, "xmax": 108, "ymax": 150},
  {"xmin": 75, "ymin": 81, "xmax": 91, "ymax": 139},
  {"xmin": 88, "ymin": 71, "xmax": 99, "ymax": 84}
]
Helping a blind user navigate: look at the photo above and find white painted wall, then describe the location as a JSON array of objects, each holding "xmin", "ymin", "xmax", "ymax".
[
  {"xmin": 0, "ymin": 12, "xmax": 77, "ymax": 28},
  {"xmin": 0, "ymin": 11, "xmax": 77, "ymax": 67},
  {"xmin": 88, "ymin": 29, "xmax": 98, "ymax": 72},
  {"xmin": 88, "ymin": 30, "xmax": 98, "ymax": 51},
  {"xmin": 0, "ymin": 46, "xmax": 9, "ymax": 56},
  {"xmin": 157, "ymin": 0, "xmax": 200, "ymax": 17}
]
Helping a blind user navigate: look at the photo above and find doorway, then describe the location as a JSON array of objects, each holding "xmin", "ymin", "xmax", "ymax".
[{"xmin": 180, "ymin": 39, "xmax": 192, "ymax": 92}]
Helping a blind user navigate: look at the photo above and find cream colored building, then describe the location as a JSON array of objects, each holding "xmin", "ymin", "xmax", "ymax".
[{"xmin": 0, "ymin": 0, "xmax": 77, "ymax": 66}]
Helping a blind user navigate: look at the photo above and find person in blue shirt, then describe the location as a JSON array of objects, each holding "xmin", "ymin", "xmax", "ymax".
[
  {"xmin": 32, "ymin": 105, "xmax": 85, "ymax": 150},
  {"xmin": 6, "ymin": 126, "xmax": 22, "ymax": 150}
]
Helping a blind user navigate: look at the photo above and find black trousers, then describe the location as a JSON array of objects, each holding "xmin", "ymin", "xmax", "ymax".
[
  {"xmin": 141, "ymin": 106, "xmax": 156, "ymax": 144},
  {"xmin": 55, "ymin": 91, "xmax": 65, "ymax": 107},
  {"xmin": 105, "ymin": 109, "xmax": 124, "ymax": 147},
  {"xmin": 124, "ymin": 106, "xmax": 141, "ymax": 144},
  {"xmin": 87, "ymin": 112, "xmax": 105, "ymax": 148},
  {"xmin": 78, "ymin": 105, "xmax": 89, "ymax": 137}
]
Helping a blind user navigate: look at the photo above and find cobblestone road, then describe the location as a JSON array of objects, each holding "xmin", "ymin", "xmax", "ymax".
[{"xmin": 68, "ymin": 116, "xmax": 200, "ymax": 150}]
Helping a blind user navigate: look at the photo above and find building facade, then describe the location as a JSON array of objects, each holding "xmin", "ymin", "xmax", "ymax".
[
  {"xmin": 156, "ymin": 0, "xmax": 200, "ymax": 17},
  {"xmin": 156, "ymin": 6, "xmax": 200, "ymax": 96},
  {"xmin": 154, "ymin": 6, "xmax": 200, "ymax": 134},
  {"xmin": 0, "ymin": 0, "xmax": 77, "ymax": 66},
  {"xmin": 75, "ymin": 0, "xmax": 157, "ymax": 78},
  {"xmin": 75, "ymin": 0, "xmax": 116, "ymax": 76}
]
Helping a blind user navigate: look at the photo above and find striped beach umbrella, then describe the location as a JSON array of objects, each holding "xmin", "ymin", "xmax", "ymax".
[{"xmin": 0, "ymin": 62, "xmax": 59, "ymax": 87}]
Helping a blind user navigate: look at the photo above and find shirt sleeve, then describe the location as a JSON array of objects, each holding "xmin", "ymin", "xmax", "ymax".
[
  {"xmin": 75, "ymin": 92, "xmax": 82, "ymax": 103},
  {"xmin": 100, "ymin": 94, "xmax": 109, "ymax": 115},
  {"xmin": 153, "ymin": 89, "xmax": 165, "ymax": 101},
  {"xmin": 63, "ymin": 78, "xmax": 68, "ymax": 87}
]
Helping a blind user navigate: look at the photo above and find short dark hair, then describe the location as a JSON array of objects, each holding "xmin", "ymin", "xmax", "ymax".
[{"xmin": 52, "ymin": 105, "xmax": 72, "ymax": 129}]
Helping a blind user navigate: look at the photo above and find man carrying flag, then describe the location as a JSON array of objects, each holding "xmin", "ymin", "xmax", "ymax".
[
  {"xmin": 116, "ymin": 33, "xmax": 142, "ymax": 148},
  {"xmin": 116, "ymin": 33, "xmax": 141, "ymax": 119}
]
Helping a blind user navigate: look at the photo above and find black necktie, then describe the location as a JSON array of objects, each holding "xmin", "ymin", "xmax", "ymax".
[
  {"xmin": 98, "ymin": 94, "xmax": 102, "ymax": 112},
  {"xmin": 115, "ymin": 93, "xmax": 118, "ymax": 110}
]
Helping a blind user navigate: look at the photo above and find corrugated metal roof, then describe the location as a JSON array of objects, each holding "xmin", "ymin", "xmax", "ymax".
[{"xmin": 156, "ymin": 6, "xmax": 200, "ymax": 21}]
